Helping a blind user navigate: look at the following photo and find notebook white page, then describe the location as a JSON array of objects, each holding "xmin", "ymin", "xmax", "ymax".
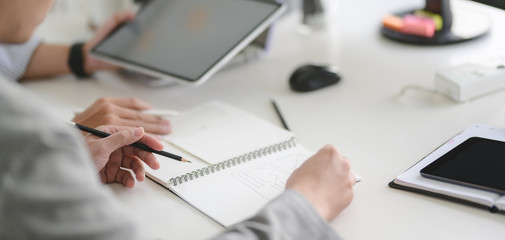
[
  {"xmin": 163, "ymin": 101, "xmax": 295, "ymax": 164},
  {"xmin": 145, "ymin": 101, "xmax": 309, "ymax": 226},
  {"xmin": 167, "ymin": 145, "xmax": 313, "ymax": 227},
  {"xmin": 146, "ymin": 141, "xmax": 208, "ymax": 184}
]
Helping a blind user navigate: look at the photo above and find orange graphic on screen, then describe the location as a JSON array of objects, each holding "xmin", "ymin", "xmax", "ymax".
[
  {"xmin": 137, "ymin": 30, "xmax": 155, "ymax": 51},
  {"xmin": 186, "ymin": 6, "xmax": 209, "ymax": 33}
]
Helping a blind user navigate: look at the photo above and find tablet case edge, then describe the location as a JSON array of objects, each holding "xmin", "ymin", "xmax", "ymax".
[{"xmin": 388, "ymin": 180, "xmax": 503, "ymax": 214}]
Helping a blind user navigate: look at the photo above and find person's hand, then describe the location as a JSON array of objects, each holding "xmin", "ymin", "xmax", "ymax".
[
  {"xmin": 84, "ymin": 125, "xmax": 163, "ymax": 188},
  {"xmin": 286, "ymin": 145, "xmax": 355, "ymax": 221},
  {"xmin": 83, "ymin": 11, "xmax": 135, "ymax": 74},
  {"xmin": 73, "ymin": 97, "xmax": 171, "ymax": 135}
]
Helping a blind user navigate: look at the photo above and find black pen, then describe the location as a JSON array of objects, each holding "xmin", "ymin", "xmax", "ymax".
[
  {"xmin": 74, "ymin": 123, "xmax": 190, "ymax": 163},
  {"xmin": 271, "ymin": 99, "xmax": 290, "ymax": 131}
]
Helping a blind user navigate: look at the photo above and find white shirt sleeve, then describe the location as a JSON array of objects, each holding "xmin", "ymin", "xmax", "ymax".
[{"xmin": 0, "ymin": 37, "xmax": 42, "ymax": 81}]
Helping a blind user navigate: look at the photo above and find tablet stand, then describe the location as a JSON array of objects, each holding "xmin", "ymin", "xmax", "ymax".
[
  {"xmin": 381, "ymin": 0, "xmax": 491, "ymax": 45},
  {"xmin": 117, "ymin": 69, "xmax": 178, "ymax": 87}
]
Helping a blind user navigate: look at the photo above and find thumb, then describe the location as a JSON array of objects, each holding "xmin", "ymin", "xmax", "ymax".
[
  {"xmin": 101, "ymin": 127, "xmax": 144, "ymax": 152},
  {"xmin": 91, "ymin": 11, "xmax": 135, "ymax": 46}
]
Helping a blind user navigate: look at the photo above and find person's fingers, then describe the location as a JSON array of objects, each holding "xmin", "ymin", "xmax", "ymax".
[
  {"xmin": 108, "ymin": 11, "xmax": 136, "ymax": 32},
  {"xmin": 99, "ymin": 127, "xmax": 145, "ymax": 153},
  {"xmin": 96, "ymin": 125, "xmax": 164, "ymax": 151},
  {"xmin": 84, "ymin": 11, "xmax": 135, "ymax": 72},
  {"xmin": 116, "ymin": 106, "xmax": 163, "ymax": 122},
  {"xmin": 135, "ymin": 148, "xmax": 160, "ymax": 170},
  {"xmin": 98, "ymin": 97, "xmax": 152, "ymax": 111},
  {"xmin": 101, "ymin": 151, "xmax": 136, "ymax": 188},
  {"xmin": 115, "ymin": 168, "xmax": 136, "ymax": 188},
  {"xmin": 90, "ymin": 11, "xmax": 135, "ymax": 47},
  {"xmin": 340, "ymin": 156, "xmax": 351, "ymax": 169},
  {"xmin": 96, "ymin": 101, "xmax": 171, "ymax": 133},
  {"xmin": 73, "ymin": 98, "xmax": 160, "ymax": 129},
  {"xmin": 122, "ymin": 156, "xmax": 145, "ymax": 181},
  {"xmin": 351, "ymin": 174, "xmax": 359, "ymax": 185},
  {"xmin": 107, "ymin": 97, "xmax": 152, "ymax": 110},
  {"xmin": 123, "ymin": 145, "xmax": 160, "ymax": 170},
  {"xmin": 136, "ymin": 133, "xmax": 164, "ymax": 151},
  {"xmin": 92, "ymin": 60, "xmax": 120, "ymax": 70},
  {"xmin": 114, "ymin": 118, "xmax": 171, "ymax": 135},
  {"xmin": 99, "ymin": 125, "xmax": 161, "ymax": 170},
  {"xmin": 103, "ymin": 149, "xmax": 123, "ymax": 183},
  {"xmin": 114, "ymin": 106, "xmax": 172, "ymax": 133},
  {"xmin": 72, "ymin": 104, "xmax": 103, "ymax": 128},
  {"xmin": 99, "ymin": 169, "xmax": 107, "ymax": 184}
]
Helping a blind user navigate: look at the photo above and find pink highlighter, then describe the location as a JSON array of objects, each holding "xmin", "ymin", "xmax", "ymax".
[{"xmin": 402, "ymin": 14, "xmax": 436, "ymax": 37}]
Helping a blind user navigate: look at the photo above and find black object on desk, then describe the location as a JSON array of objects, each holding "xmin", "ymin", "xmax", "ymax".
[
  {"xmin": 289, "ymin": 64, "xmax": 341, "ymax": 92},
  {"xmin": 271, "ymin": 99, "xmax": 290, "ymax": 131},
  {"xmin": 420, "ymin": 137, "xmax": 505, "ymax": 195},
  {"xmin": 381, "ymin": 0, "xmax": 490, "ymax": 45},
  {"xmin": 74, "ymin": 123, "xmax": 190, "ymax": 163}
]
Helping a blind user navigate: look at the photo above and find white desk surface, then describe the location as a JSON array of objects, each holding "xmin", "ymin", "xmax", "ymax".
[{"xmin": 26, "ymin": 0, "xmax": 505, "ymax": 239}]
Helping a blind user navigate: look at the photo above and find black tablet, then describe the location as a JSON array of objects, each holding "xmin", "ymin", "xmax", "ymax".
[
  {"xmin": 91, "ymin": 0, "xmax": 285, "ymax": 86},
  {"xmin": 420, "ymin": 137, "xmax": 505, "ymax": 194}
]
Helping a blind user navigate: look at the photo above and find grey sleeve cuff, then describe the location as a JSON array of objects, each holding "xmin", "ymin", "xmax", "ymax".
[
  {"xmin": 0, "ymin": 37, "xmax": 42, "ymax": 81},
  {"xmin": 211, "ymin": 189, "xmax": 342, "ymax": 240}
]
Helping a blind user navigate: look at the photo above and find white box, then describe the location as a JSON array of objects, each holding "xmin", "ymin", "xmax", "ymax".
[{"xmin": 435, "ymin": 61, "xmax": 505, "ymax": 102}]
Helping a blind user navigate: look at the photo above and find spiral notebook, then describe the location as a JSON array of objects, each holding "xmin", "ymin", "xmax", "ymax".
[{"xmin": 145, "ymin": 101, "xmax": 313, "ymax": 227}]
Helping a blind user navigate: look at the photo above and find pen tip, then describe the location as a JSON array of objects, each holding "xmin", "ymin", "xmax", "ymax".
[{"xmin": 354, "ymin": 175, "xmax": 362, "ymax": 184}]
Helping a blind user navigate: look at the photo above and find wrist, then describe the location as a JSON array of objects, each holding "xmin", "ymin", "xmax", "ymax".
[
  {"xmin": 68, "ymin": 42, "xmax": 92, "ymax": 78},
  {"xmin": 83, "ymin": 42, "xmax": 92, "ymax": 75},
  {"xmin": 287, "ymin": 186, "xmax": 331, "ymax": 221}
]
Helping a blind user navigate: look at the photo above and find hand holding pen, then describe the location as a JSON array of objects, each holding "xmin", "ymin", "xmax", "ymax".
[{"xmin": 79, "ymin": 124, "xmax": 189, "ymax": 188}]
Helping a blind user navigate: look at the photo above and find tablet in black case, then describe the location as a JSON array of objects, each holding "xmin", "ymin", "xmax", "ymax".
[{"xmin": 420, "ymin": 137, "xmax": 505, "ymax": 195}]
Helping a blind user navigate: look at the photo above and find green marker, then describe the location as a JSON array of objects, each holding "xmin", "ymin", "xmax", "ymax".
[{"xmin": 415, "ymin": 10, "xmax": 443, "ymax": 31}]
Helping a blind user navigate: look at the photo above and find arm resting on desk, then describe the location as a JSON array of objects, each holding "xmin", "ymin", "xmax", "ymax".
[
  {"xmin": 21, "ymin": 42, "xmax": 71, "ymax": 79},
  {"xmin": 0, "ymin": 80, "xmax": 143, "ymax": 240},
  {"xmin": 211, "ymin": 190, "xmax": 342, "ymax": 240},
  {"xmin": 0, "ymin": 80, "xmax": 340, "ymax": 240},
  {"xmin": 19, "ymin": 11, "xmax": 135, "ymax": 81}
]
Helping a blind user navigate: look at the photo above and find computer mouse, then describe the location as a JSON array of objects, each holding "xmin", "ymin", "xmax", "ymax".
[{"xmin": 289, "ymin": 64, "xmax": 341, "ymax": 92}]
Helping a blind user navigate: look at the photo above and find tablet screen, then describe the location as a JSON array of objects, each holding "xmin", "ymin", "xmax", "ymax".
[
  {"xmin": 92, "ymin": 0, "xmax": 281, "ymax": 83},
  {"xmin": 420, "ymin": 137, "xmax": 505, "ymax": 194}
]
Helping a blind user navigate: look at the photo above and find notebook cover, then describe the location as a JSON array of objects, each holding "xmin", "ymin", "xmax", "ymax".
[
  {"xmin": 388, "ymin": 125, "xmax": 505, "ymax": 215},
  {"xmin": 388, "ymin": 180, "xmax": 503, "ymax": 214}
]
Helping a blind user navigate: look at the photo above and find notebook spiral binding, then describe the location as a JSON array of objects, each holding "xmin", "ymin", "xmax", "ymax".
[{"xmin": 169, "ymin": 138, "xmax": 296, "ymax": 186}]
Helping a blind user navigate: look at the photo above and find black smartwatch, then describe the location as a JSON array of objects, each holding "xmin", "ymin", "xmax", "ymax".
[{"xmin": 68, "ymin": 43, "xmax": 91, "ymax": 79}]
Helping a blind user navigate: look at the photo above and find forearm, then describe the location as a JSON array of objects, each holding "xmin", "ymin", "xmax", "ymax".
[
  {"xmin": 0, "ymin": 80, "xmax": 142, "ymax": 240},
  {"xmin": 20, "ymin": 43, "xmax": 71, "ymax": 80},
  {"xmin": 210, "ymin": 190, "xmax": 342, "ymax": 240},
  {"xmin": 18, "ymin": 11, "xmax": 135, "ymax": 81}
]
